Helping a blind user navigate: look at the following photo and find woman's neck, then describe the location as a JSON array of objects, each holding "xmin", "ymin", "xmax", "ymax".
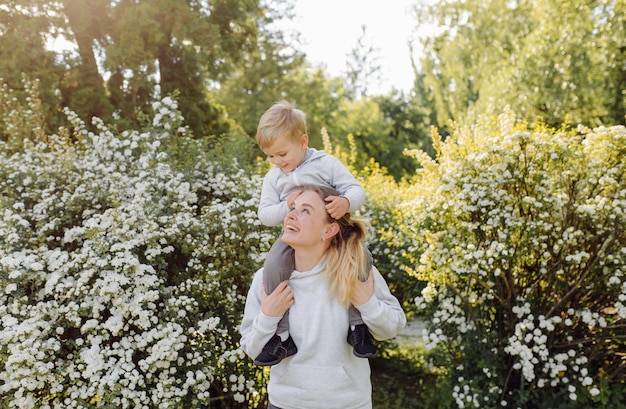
[{"xmin": 293, "ymin": 246, "xmax": 327, "ymax": 272}]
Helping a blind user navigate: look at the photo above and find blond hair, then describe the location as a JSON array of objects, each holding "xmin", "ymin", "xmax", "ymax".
[
  {"xmin": 256, "ymin": 100, "xmax": 307, "ymax": 150},
  {"xmin": 298, "ymin": 185, "xmax": 370, "ymax": 307}
]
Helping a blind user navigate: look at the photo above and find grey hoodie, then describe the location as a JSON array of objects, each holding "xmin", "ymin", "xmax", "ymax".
[{"xmin": 258, "ymin": 148, "xmax": 366, "ymax": 227}]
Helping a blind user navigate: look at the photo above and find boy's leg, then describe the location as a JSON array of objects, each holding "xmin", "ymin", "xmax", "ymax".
[
  {"xmin": 347, "ymin": 305, "xmax": 377, "ymax": 358},
  {"xmin": 347, "ymin": 246, "xmax": 377, "ymax": 358},
  {"xmin": 263, "ymin": 235, "xmax": 295, "ymax": 334},
  {"xmin": 348, "ymin": 305, "xmax": 364, "ymax": 327},
  {"xmin": 263, "ymin": 234, "xmax": 295, "ymax": 293},
  {"xmin": 254, "ymin": 235, "xmax": 297, "ymax": 366}
]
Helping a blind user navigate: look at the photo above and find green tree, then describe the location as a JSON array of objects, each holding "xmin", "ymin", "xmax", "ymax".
[
  {"xmin": 417, "ymin": 0, "xmax": 625, "ymax": 128},
  {"xmin": 344, "ymin": 25, "xmax": 383, "ymax": 100},
  {"xmin": 1, "ymin": 0, "xmax": 265, "ymax": 138},
  {"xmin": 103, "ymin": 0, "xmax": 259, "ymax": 136},
  {"xmin": 214, "ymin": 0, "xmax": 346, "ymax": 152},
  {"xmin": 60, "ymin": 0, "xmax": 114, "ymax": 122},
  {"xmin": 375, "ymin": 86, "xmax": 438, "ymax": 179},
  {"xmin": 323, "ymin": 89, "xmax": 436, "ymax": 181},
  {"xmin": 327, "ymin": 97, "xmax": 393, "ymax": 173},
  {"xmin": 213, "ymin": 1, "xmax": 305, "ymax": 137},
  {"xmin": 0, "ymin": 1, "xmax": 67, "ymax": 133}
]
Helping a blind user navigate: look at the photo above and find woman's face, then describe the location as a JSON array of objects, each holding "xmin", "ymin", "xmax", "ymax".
[{"xmin": 281, "ymin": 190, "xmax": 334, "ymax": 248}]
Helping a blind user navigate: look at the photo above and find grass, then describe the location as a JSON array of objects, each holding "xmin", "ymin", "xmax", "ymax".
[{"xmin": 371, "ymin": 340, "xmax": 451, "ymax": 409}]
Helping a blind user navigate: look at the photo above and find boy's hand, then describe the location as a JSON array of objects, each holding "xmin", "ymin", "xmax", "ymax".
[
  {"xmin": 325, "ymin": 195, "xmax": 350, "ymax": 219},
  {"xmin": 287, "ymin": 189, "xmax": 303, "ymax": 210}
]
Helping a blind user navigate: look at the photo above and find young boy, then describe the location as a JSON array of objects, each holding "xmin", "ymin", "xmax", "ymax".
[{"xmin": 254, "ymin": 100, "xmax": 377, "ymax": 366}]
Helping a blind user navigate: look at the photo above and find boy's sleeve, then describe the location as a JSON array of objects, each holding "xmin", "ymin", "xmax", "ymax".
[
  {"xmin": 330, "ymin": 157, "xmax": 366, "ymax": 211},
  {"xmin": 258, "ymin": 171, "xmax": 290, "ymax": 226}
]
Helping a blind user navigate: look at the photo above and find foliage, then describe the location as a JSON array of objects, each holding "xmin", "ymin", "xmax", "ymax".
[
  {"xmin": 416, "ymin": 0, "xmax": 626, "ymax": 129},
  {"xmin": 330, "ymin": 98, "xmax": 393, "ymax": 170},
  {"xmin": 404, "ymin": 107, "xmax": 626, "ymax": 408},
  {"xmin": 344, "ymin": 25, "xmax": 383, "ymax": 100},
  {"xmin": 212, "ymin": 0, "xmax": 304, "ymax": 131},
  {"xmin": 327, "ymin": 92, "xmax": 437, "ymax": 181},
  {"xmin": 216, "ymin": 61, "xmax": 345, "ymax": 151},
  {"xmin": 0, "ymin": 0, "xmax": 269, "ymax": 136},
  {"xmin": 371, "ymin": 341, "xmax": 450, "ymax": 409},
  {"xmin": 0, "ymin": 1, "xmax": 67, "ymax": 132},
  {"xmin": 0, "ymin": 95, "xmax": 274, "ymax": 408},
  {"xmin": 1, "ymin": 1, "xmax": 431, "ymax": 179},
  {"xmin": 297, "ymin": 73, "xmax": 439, "ymax": 181},
  {"xmin": 0, "ymin": 77, "xmax": 49, "ymax": 152}
]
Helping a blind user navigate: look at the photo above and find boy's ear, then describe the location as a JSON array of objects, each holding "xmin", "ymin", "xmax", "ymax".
[
  {"xmin": 300, "ymin": 134, "xmax": 308, "ymax": 149},
  {"xmin": 323, "ymin": 222, "xmax": 339, "ymax": 240}
]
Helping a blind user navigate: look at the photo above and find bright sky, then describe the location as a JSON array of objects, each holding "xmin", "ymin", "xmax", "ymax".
[{"xmin": 284, "ymin": 0, "xmax": 420, "ymax": 94}]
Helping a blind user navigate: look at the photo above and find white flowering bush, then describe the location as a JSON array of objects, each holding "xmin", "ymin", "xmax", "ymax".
[
  {"xmin": 0, "ymin": 94, "xmax": 274, "ymax": 408},
  {"xmin": 0, "ymin": 77, "xmax": 49, "ymax": 153},
  {"xmin": 405, "ymin": 108, "xmax": 626, "ymax": 408}
]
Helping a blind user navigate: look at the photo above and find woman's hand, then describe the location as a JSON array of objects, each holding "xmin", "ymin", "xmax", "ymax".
[
  {"xmin": 261, "ymin": 280, "xmax": 295, "ymax": 317},
  {"xmin": 351, "ymin": 269, "xmax": 374, "ymax": 306}
]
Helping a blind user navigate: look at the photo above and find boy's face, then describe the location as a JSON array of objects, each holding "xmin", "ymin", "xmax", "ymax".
[{"xmin": 262, "ymin": 133, "xmax": 308, "ymax": 173}]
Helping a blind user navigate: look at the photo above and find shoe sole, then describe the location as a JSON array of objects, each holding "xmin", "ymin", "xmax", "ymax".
[
  {"xmin": 353, "ymin": 351, "xmax": 376, "ymax": 359},
  {"xmin": 253, "ymin": 348, "xmax": 297, "ymax": 366},
  {"xmin": 254, "ymin": 358, "xmax": 282, "ymax": 366}
]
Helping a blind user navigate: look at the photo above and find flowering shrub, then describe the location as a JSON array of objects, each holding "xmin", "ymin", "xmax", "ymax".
[
  {"xmin": 406, "ymin": 108, "xmax": 626, "ymax": 408},
  {"xmin": 0, "ymin": 77, "xmax": 49, "ymax": 153},
  {"xmin": 0, "ymin": 95, "xmax": 274, "ymax": 408}
]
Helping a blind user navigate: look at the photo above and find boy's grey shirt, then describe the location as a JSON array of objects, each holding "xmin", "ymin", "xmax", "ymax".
[{"xmin": 258, "ymin": 148, "xmax": 366, "ymax": 226}]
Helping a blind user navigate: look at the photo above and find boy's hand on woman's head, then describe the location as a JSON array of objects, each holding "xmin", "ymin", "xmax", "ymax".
[
  {"xmin": 325, "ymin": 195, "xmax": 350, "ymax": 219},
  {"xmin": 287, "ymin": 189, "xmax": 303, "ymax": 210}
]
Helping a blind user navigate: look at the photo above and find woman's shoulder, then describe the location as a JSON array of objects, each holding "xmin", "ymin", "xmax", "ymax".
[{"xmin": 250, "ymin": 267, "xmax": 265, "ymax": 285}]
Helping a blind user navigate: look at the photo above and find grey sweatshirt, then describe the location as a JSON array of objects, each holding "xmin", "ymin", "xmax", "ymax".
[
  {"xmin": 258, "ymin": 148, "xmax": 366, "ymax": 226},
  {"xmin": 240, "ymin": 262, "xmax": 406, "ymax": 409}
]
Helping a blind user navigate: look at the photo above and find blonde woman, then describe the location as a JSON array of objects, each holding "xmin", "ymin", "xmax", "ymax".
[{"xmin": 240, "ymin": 185, "xmax": 406, "ymax": 409}]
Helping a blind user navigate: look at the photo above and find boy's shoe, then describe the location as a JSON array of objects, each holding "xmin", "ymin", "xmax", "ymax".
[
  {"xmin": 347, "ymin": 324, "xmax": 377, "ymax": 358},
  {"xmin": 254, "ymin": 334, "xmax": 298, "ymax": 366}
]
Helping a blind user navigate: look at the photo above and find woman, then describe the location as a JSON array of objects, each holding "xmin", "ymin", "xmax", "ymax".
[{"xmin": 240, "ymin": 185, "xmax": 406, "ymax": 409}]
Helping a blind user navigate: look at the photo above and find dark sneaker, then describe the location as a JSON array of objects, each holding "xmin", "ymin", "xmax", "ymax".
[
  {"xmin": 254, "ymin": 334, "xmax": 298, "ymax": 366},
  {"xmin": 347, "ymin": 324, "xmax": 377, "ymax": 358}
]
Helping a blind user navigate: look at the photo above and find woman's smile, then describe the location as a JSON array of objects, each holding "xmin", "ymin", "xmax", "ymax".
[
  {"xmin": 283, "ymin": 223, "xmax": 300, "ymax": 238},
  {"xmin": 284, "ymin": 224, "xmax": 299, "ymax": 232}
]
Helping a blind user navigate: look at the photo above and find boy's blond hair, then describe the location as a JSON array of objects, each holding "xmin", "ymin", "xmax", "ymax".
[{"xmin": 256, "ymin": 100, "xmax": 307, "ymax": 150}]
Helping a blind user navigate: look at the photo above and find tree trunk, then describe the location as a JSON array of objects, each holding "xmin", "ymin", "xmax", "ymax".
[{"xmin": 61, "ymin": 0, "xmax": 111, "ymax": 121}]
